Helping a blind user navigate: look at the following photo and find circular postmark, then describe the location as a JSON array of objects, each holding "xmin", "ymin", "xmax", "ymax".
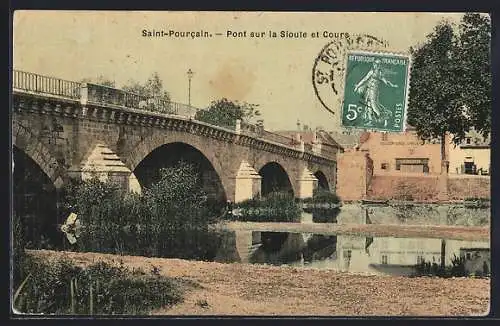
[{"xmin": 312, "ymin": 34, "xmax": 389, "ymax": 118}]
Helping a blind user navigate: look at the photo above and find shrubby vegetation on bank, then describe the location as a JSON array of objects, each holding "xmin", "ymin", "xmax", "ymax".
[
  {"xmin": 60, "ymin": 162, "xmax": 221, "ymax": 260},
  {"xmin": 13, "ymin": 255, "xmax": 183, "ymax": 315},
  {"xmin": 301, "ymin": 190, "xmax": 341, "ymax": 223},
  {"xmin": 226, "ymin": 189, "xmax": 342, "ymax": 223},
  {"xmin": 414, "ymin": 255, "xmax": 490, "ymax": 278},
  {"xmin": 228, "ymin": 191, "xmax": 302, "ymax": 222}
]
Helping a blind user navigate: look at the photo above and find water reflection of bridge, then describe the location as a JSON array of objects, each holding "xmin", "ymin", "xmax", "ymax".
[
  {"xmin": 217, "ymin": 221, "xmax": 488, "ymax": 241},
  {"xmin": 216, "ymin": 224, "xmax": 489, "ymax": 276},
  {"xmin": 214, "ymin": 205, "xmax": 489, "ymax": 276}
]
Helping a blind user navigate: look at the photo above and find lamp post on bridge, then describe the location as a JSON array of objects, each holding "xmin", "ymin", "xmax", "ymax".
[{"xmin": 187, "ymin": 69, "xmax": 194, "ymax": 107}]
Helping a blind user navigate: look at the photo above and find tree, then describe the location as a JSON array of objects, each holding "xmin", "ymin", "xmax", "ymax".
[
  {"xmin": 80, "ymin": 76, "xmax": 115, "ymax": 87},
  {"xmin": 194, "ymin": 98, "xmax": 261, "ymax": 128},
  {"xmin": 454, "ymin": 13, "xmax": 491, "ymax": 138},
  {"xmin": 408, "ymin": 21, "xmax": 460, "ymax": 162},
  {"xmin": 123, "ymin": 72, "xmax": 171, "ymax": 112},
  {"xmin": 407, "ymin": 14, "xmax": 491, "ymax": 163}
]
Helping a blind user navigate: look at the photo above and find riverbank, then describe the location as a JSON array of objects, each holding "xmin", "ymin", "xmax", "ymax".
[
  {"xmin": 28, "ymin": 250, "xmax": 490, "ymax": 316},
  {"xmin": 217, "ymin": 221, "xmax": 490, "ymax": 241}
]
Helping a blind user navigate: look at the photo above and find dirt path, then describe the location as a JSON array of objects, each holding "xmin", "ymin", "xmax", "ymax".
[
  {"xmin": 218, "ymin": 222, "xmax": 490, "ymax": 241},
  {"xmin": 29, "ymin": 250, "xmax": 490, "ymax": 316}
]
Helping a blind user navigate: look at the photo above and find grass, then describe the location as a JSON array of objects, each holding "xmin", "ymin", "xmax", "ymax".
[{"xmin": 13, "ymin": 254, "xmax": 185, "ymax": 315}]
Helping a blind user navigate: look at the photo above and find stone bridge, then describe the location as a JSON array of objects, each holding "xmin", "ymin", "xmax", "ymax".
[{"xmin": 12, "ymin": 70, "xmax": 339, "ymax": 202}]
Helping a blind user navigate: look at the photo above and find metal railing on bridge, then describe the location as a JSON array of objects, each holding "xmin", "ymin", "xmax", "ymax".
[
  {"xmin": 240, "ymin": 121, "xmax": 298, "ymax": 146},
  {"xmin": 12, "ymin": 69, "xmax": 199, "ymax": 117},
  {"xmin": 84, "ymin": 83, "xmax": 199, "ymax": 117},
  {"xmin": 12, "ymin": 69, "xmax": 335, "ymax": 158},
  {"xmin": 13, "ymin": 70, "xmax": 81, "ymax": 99}
]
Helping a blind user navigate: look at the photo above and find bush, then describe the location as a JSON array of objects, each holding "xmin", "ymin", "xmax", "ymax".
[
  {"xmin": 229, "ymin": 191, "xmax": 301, "ymax": 222},
  {"xmin": 13, "ymin": 256, "xmax": 183, "ymax": 315},
  {"xmin": 414, "ymin": 255, "xmax": 468, "ymax": 278},
  {"xmin": 61, "ymin": 162, "xmax": 222, "ymax": 260},
  {"xmin": 302, "ymin": 189, "xmax": 341, "ymax": 204},
  {"xmin": 301, "ymin": 190, "xmax": 341, "ymax": 223}
]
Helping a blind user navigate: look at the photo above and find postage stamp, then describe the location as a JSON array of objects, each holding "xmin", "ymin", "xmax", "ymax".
[{"xmin": 341, "ymin": 50, "xmax": 411, "ymax": 132}]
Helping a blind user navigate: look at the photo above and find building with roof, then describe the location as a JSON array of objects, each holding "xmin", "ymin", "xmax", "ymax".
[
  {"xmin": 273, "ymin": 129, "xmax": 344, "ymax": 160},
  {"xmin": 356, "ymin": 126, "xmax": 448, "ymax": 176},
  {"xmin": 449, "ymin": 128, "xmax": 490, "ymax": 175}
]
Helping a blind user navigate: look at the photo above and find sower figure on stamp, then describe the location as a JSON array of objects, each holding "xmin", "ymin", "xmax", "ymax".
[{"xmin": 353, "ymin": 59, "xmax": 398, "ymax": 126}]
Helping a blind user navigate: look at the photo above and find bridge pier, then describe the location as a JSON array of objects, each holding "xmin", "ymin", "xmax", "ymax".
[
  {"xmin": 233, "ymin": 160, "xmax": 262, "ymax": 203},
  {"xmin": 67, "ymin": 143, "xmax": 141, "ymax": 193},
  {"xmin": 296, "ymin": 167, "xmax": 318, "ymax": 199},
  {"xmin": 214, "ymin": 230, "xmax": 255, "ymax": 263}
]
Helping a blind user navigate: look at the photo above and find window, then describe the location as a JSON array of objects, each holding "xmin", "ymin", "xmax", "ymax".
[
  {"xmin": 466, "ymin": 138, "xmax": 471, "ymax": 144},
  {"xmin": 381, "ymin": 163, "xmax": 389, "ymax": 170},
  {"xmin": 395, "ymin": 158, "xmax": 429, "ymax": 173},
  {"xmin": 343, "ymin": 250, "xmax": 352, "ymax": 260},
  {"xmin": 464, "ymin": 162, "xmax": 476, "ymax": 174},
  {"xmin": 381, "ymin": 255, "xmax": 388, "ymax": 265},
  {"xmin": 466, "ymin": 253, "xmax": 472, "ymax": 260},
  {"xmin": 381, "ymin": 133, "xmax": 388, "ymax": 141},
  {"xmin": 416, "ymin": 255, "xmax": 424, "ymax": 264}
]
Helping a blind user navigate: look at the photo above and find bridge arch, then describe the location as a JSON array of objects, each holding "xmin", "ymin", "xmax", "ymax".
[
  {"xmin": 257, "ymin": 161, "xmax": 294, "ymax": 197},
  {"xmin": 13, "ymin": 146, "xmax": 63, "ymax": 249},
  {"xmin": 12, "ymin": 120, "xmax": 61, "ymax": 183},
  {"xmin": 131, "ymin": 140, "xmax": 227, "ymax": 202},
  {"xmin": 314, "ymin": 170, "xmax": 330, "ymax": 191}
]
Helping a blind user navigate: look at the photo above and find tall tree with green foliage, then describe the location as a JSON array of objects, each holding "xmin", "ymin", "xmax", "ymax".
[
  {"xmin": 194, "ymin": 98, "xmax": 261, "ymax": 128},
  {"xmin": 80, "ymin": 76, "xmax": 116, "ymax": 87},
  {"xmin": 123, "ymin": 72, "xmax": 171, "ymax": 112},
  {"xmin": 454, "ymin": 13, "xmax": 492, "ymax": 137},
  {"xmin": 123, "ymin": 72, "xmax": 170, "ymax": 101},
  {"xmin": 407, "ymin": 14, "xmax": 491, "ymax": 162}
]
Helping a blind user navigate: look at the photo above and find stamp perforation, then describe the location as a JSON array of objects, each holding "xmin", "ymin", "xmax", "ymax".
[
  {"xmin": 341, "ymin": 48, "xmax": 412, "ymax": 133},
  {"xmin": 313, "ymin": 36, "xmax": 412, "ymax": 133}
]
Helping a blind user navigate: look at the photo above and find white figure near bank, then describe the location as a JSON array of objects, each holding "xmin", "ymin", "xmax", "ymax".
[{"xmin": 354, "ymin": 59, "xmax": 398, "ymax": 126}]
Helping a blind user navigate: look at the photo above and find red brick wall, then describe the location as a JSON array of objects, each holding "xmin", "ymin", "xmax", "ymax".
[
  {"xmin": 367, "ymin": 175, "xmax": 490, "ymax": 201},
  {"xmin": 368, "ymin": 175, "xmax": 440, "ymax": 201},
  {"xmin": 448, "ymin": 176, "xmax": 490, "ymax": 200},
  {"xmin": 337, "ymin": 151, "xmax": 371, "ymax": 201}
]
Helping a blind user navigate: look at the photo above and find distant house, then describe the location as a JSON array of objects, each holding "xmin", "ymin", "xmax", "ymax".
[
  {"xmin": 273, "ymin": 130, "xmax": 344, "ymax": 160},
  {"xmin": 449, "ymin": 129, "xmax": 490, "ymax": 175},
  {"xmin": 334, "ymin": 126, "xmax": 490, "ymax": 177},
  {"xmin": 355, "ymin": 126, "xmax": 447, "ymax": 176}
]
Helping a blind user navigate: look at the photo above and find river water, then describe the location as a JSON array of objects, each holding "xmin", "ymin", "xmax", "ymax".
[{"xmin": 216, "ymin": 203, "xmax": 491, "ymax": 277}]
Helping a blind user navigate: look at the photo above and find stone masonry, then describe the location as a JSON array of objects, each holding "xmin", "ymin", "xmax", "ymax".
[{"xmin": 12, "ymin": 87, "xmax": 337, "ymax": 202}]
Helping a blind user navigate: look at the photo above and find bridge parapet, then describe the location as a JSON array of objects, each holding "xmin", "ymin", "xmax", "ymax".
[
  {"xmin": 240, "ymin": 121, "xmax": 297, "ymax": 146},
  {"xmin": 13, "ymin": 69, "xmax": 81, "ymax": 99},
  {"xmin": 82, "ymin": 83, "xmax": 199, "ymax": 117},
  {"xmin": 12, "ymin": 70, "xmax": 337, "ymax": 162}
]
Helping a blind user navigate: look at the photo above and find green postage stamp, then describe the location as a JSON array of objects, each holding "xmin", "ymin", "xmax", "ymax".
[{"xmin": 341, "ymin": 51, "xmax": 411, "ymax": 132}]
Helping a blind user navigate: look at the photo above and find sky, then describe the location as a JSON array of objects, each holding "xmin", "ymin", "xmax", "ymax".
[{"xmin": 13, "ymin": 11, "xmax": 469, "ymax": 131}]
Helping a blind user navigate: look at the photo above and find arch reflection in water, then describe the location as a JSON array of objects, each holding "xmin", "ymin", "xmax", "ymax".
[{"xmin": 280, "ymin": 234, "xmax": 490, "ymax": 277}]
